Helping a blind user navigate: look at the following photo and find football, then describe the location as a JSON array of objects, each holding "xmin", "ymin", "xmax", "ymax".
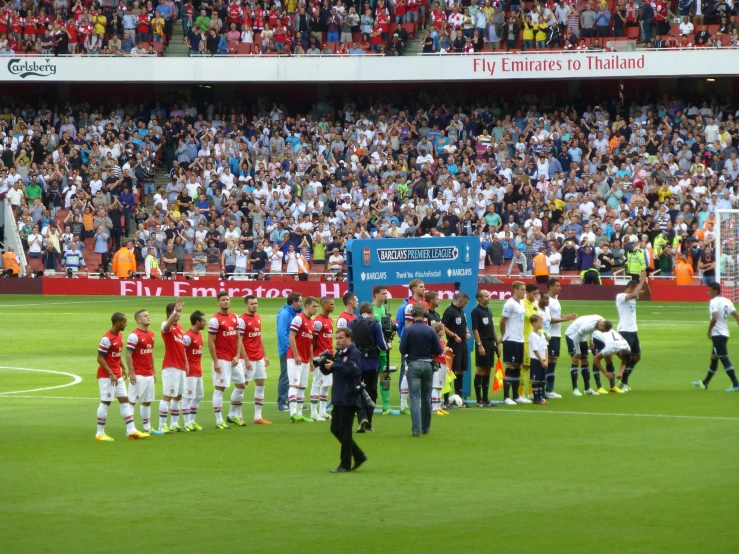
[{"xmin": 449, "ymin": 394, "xmax": 464, "ymax": 407}]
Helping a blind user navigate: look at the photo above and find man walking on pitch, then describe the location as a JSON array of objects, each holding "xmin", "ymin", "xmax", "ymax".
[
  {"xmin": 565, "ymin": 315, "xmax": 610, "ymax": 396},
  {"xmin": 126, "ymin": 309, "xmax": 163, "ymax": 435},
  {"xmin": 159, "ymin": 298, "xmax": 189, "ymax": 432},
  {"xmin": 322, "ymin": 327, "xmax": 368, "ymax": 473},
  {"xmin": 615, "ymin": 271, "xmax": 649, "ymax": 392},
  {"xmin": 543, "ymin": 278, "xmax": 577, "ymax": 399},
  {"xmin": 209, "ymin": 291, "xmax": 250, "ymax": 429},
  {"xmin": 277, "ymin": 292, "xmax": 303, "ymax": 411},
  {"xmin": 402, "ymin": 280, "xmax": 429, "ymax": 413},
  {"xmin": 471, "ymin": 289, "xmax": 499, "ymax": 406},
  {"xmin": 288, "ymin": 296, "xmax": 319, "ymax": 422},
  {"xmin": 499, "ymin": 281, "xmax": 527, "ymax": 405},
  {"xmin": 95, "ymin": 312, "xmax": 149, "ymax": 441},
  {"xmin": 693, "ymin": 282, "xmax": 739, "ymax": 392},
  {"xmin": 310, "ymin": 296, "xmax": 335, "ymax": 421},
  {"xmin": 442, "ymin": 291, "xmax": 471, "ymax": 402},
  {"xmin": 241, "ymin": 295, "xmax": 272, "ymax": 425},
  {"xmin": 182, "ymin": 311, "xmax": 207, "ymax": 431}
]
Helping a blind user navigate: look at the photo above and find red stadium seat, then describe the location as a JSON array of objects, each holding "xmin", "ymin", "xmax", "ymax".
[
  {"xmin": 626, "ymin": 26, "xmax": 640, "ymax": 39},
  {"xmin": 327, "ymin": 42, "xmax": 338, "ymax": 53},
  {"xmin": 227, "ymin": 40, "xmax": 239, "ymax": 54},
  {"xmin": 152, "ymin": 42, "xmax": 163, "ymax": 55},
  {"xmin": 237, "ymin": 42, "xmax": 252, "ymax": 54},
  {"xmin": 402, "ymin": 22, "xmax": 416, "ymax": 38}
]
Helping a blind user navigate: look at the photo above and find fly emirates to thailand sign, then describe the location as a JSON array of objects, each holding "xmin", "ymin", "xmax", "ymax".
[{"xmin": 0, "ymin": 50, "xmax": 731, "ymax": 83}]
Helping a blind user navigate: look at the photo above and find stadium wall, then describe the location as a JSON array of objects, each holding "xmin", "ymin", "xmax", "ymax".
[{"xmin": 0, "ymin": 278, "xmax": 704, "ymax": 301}]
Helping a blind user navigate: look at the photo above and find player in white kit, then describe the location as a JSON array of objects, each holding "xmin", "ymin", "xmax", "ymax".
[
  {"xmin": 591, "ymin": 329, "xmax": 631, "ymax": 384},
  {"xmin": 693, "ymin": 282, "xmax": 739, "ymax": 391},
  {"xmin": 542, "ymin": 279, "xmax": 577, "ymax": 399},
  {"xmin": 565, "ymin": 315, "xmax": 609, "ymax": 396},
  {"xmin": 615, "ymin": 271, "xmax": 649, "ymax": 392},
  {"xmin": 499, "ymin": 281, "xmax": 528, "ymax": 405}
]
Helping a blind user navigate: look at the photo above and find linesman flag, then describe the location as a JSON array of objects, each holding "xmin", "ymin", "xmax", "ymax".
[{"xmin": 493, "ymin": 359, "xmax": 505, "ymax": 394}]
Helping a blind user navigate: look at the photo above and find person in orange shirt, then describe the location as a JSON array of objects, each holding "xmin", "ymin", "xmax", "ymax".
[
  {"xmin": 112, "ymin": 241, "xmax": 138, "ymax": 278},
  {"xmin": 675, "ymin": 255, "xmax": 695, "ymax": 285}
]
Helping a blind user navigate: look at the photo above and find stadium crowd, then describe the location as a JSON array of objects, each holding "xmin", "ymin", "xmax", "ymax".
[
  {"xmin": 3, "ymin": 0, "xmax": 739, "ymax": 56},
  {"xmin": 1, "ymin": 90, "xmax": 738, "ymax": 285}
]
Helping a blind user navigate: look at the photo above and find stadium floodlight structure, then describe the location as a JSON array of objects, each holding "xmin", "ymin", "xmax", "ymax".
[{"xmin": 716, "ymin": 210, "xmax": 739, "ymax": 301}]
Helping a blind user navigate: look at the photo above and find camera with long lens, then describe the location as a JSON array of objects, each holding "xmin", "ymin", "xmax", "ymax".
[
  {"xmin": 355, "ymin": 382, "xmax": 376, "ymax": 412},
  {"xmin": 313, "ymin": 349, "xmax": 334, "ymax": 375}
]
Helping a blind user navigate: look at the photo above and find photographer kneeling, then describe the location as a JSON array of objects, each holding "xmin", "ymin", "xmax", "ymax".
[
  {"xmin": 320, "ymin": 328, "xmax": 368, "ymax": 473},
  {"xmin": 349, "ymin": 302, "xmax": 389, "ymax": 433}
]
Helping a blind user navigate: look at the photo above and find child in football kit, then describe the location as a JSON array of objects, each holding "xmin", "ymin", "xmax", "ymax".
[
  {"xmin": 431, "ymin": 322, "xmax": 452, "ymax": 415},
  {"xmin": 528, "ymin": 315, "xmax": 549, "ymax": 405}
]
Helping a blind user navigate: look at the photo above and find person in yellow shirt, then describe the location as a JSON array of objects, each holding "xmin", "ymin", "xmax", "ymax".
[
  {"xmin": 93, "ymin": 12, "xmax": 107, "ymax": 36},
  {"xmin": 521, "ymin": 283, "xmax": 541, "ymax": 398},
  {"xmin": 534, "ymin": 21, "xmax": 548, "ymax": 48},
  {"xmin": 152, "ymin": 14, "xmax": 165, "ymax": 42},
  {"xmin": 522, "ymin": 15, "xmax": 535, "ymax": 50}
]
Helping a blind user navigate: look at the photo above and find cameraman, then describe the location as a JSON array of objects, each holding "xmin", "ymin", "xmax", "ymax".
[
  {"xmin": 371, "ymin": 286, "xmax": 394, "ymax": 414},
  {"xmin": 322, "ymin": 328, "xmax": 368, "ymax": 473},
  {"xmin": 349, "ymin": 302, "xmax": 388, "ymax": 432}
]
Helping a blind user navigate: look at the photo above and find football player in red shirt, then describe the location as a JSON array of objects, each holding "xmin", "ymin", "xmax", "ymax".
[
  {"xmin": 182, "ymin": 310, "xmax": 207, "ymax": 431},
  {"xmin": 158, "ymin": 298, "xmax": 188, "ymax": 433},
  {"xmin": 95, "ymin": 312, "xmax": 149, "ymax": 441},
  {"xmin": 125, "ymin": 309, "xmax": 163, "ymax": 435},
  {"xmin": 208, "ymin": 291, "xmax": 249, "ymax": 429},
  {"xmin": 336, "ymin": 291, "xmax": 358, "ymax": 329},
  {"xmin": 310, "ymin": 297, "xmax": 335, "ymax": 421},
  {"xmin": 287, "ymin": 296, "xmax": 319, "ymax": 422},
  {"xmin": 240, "ymin": 295, "xmax": 272, "ymax": 425}
]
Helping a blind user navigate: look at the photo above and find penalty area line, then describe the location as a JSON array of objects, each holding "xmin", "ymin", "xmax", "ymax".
[{"xmin": 0, "ymin": 366, "xmax": 83, "ymax": 395}]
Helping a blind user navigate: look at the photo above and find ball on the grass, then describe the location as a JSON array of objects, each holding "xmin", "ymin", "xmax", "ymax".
[{"xmin": 449, "ymin": 394, "xmax": 464, "ymax": 407}]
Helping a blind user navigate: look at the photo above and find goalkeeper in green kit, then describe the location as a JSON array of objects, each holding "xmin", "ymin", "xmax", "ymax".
[{"xmin": 372, "ymin": 286, "xmax": 396, "ymax": 415}]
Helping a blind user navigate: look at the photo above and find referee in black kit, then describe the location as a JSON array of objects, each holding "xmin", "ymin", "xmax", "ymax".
[
  {"xmin": 471, "ymin": 289, "xmax": 500, "ymax": 406},
  {"xmin": 441, "ymin": 291, "xmax": 471, "ymax": 401}
]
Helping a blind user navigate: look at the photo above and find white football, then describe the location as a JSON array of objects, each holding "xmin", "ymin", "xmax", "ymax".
[{"xmin": 449, "ymin": 394, "xmax": 464, "ymax": 407}]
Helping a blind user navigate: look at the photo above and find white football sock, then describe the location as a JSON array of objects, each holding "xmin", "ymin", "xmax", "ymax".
[
  {"xmin": 254, "ymin": 386, "xmax": 265, "ymax": 420},
  {"xmin": 230, "ymin": 388, "xmax": 244, "ymax": 419},
  {"xmin": 400, "ymin": 374, "xmax": 409, "ymax": 409},
  {"xmin": 213, "ymin": 389, "xmax": 223, "ymax": 424},
  {"xmin": 432, "ymin": 391, "xmax": 440, "ymax": 412},
  {"xmin": 121, "ymin": 402, "xmax": 136, "ymax": 434},
  {"xmin": 158, "ymin": 400, "xmax": 170, "ymax": 429},
  {"xmin": 190, "ymin": 398, "xmax": 201, "ymax": 423},
  {"xmin": 140, "ymin": 405, "xmax": 151, "ymax": 431},
  {"xmin": 288, "ymin": 386, "xmax": 299, "ymax": 415},
  {"xmin": 170, "ymin": 400, "xmax": 181, "ymax": 428},
  {"xmin": 181, "ymin": 399, "xmax": 191, "ymax": 425},
  {"xmin": 319, "ymin": 386, "xmax": 330, "ymax": 416},
  {"xmin": 310, "ymin": 379, "xmax": 320, "ymax": 417},
  {"xmin": 96, "ymin": 403, "xmax": 109, "ymax": 435},
  {"xmin": 296, "ymin": 391, "xmax": 304, "ymax": 414}
]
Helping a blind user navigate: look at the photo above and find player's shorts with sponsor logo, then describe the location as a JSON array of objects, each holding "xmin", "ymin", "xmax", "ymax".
[
  {"xmin": 212, "ymin": 359, "xmax": 246, "ymax": 388},
  {"xmin": 128, "ymin": 375, "xmax": 155, "ymax": 403},
  {"xmin": 712, "ymin": 335, "xmax": 729, "ymax": 357},
  {"xmin": 238, "ymin": 358, "xmax": 267, "ymax": 382},
  {"xmin": 503, "ymin": 340, "xmax": 524, "ymax": 365},
  {"xmin": 432, "ymin": 363, "xmax": 446, "ymax": 389},
  {"xmin": 287, "ymin": 358, "xmax": 311, "ymax": 388},
  {"xmin": 311, "ymin": 365, "xmax": 333, "ymax": 387},
  {"xmin": 547, "ymin": 337, "xmax": 561, "ymax": 358},
  {"xmin": 619, "ymin": 331, "xmax": 641, "ymax": 355},
  {"xmin": 163, "ymin": 367, "xmax": 186, "ymax": 397},
  {"xmin": 183, "ymin": 376, "xmax": 204, "ymax": 400},
  {"xmin": 529, "ymin": 358, "xmax": 545, "ymax": 382},
  {"xmin": 566, "ymin": 336, "xmax": 589, "ymax": 357},
  {"xmin": 98, "ymin": 377, "xmax": 128, "ymax": 401}
]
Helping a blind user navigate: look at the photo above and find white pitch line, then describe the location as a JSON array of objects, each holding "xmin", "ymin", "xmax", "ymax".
[
  {"xmin": 0, "ymin": 394, "xmax": 735, "ymax": 422},
  {"xmin": 0, "ymin": 366, "xmax": 83, "ymax": 395}
]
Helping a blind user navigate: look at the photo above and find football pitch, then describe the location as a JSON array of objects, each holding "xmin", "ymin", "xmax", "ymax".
[{"xmin": 0, "ymin": 294, "xmax": 737, "ymax": 554}]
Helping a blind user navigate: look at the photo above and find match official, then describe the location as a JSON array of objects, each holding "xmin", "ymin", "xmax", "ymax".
[
  {"xmin": 323, "ymin": 328, "xmax": 368, "ymax": 473},
  {"xmin": 400, "ymin": 303, "xmax": 444, "ymax": 437},
  {"xmin": 442, "ymin": 291, "xmax": 471, "ymax": 400}
]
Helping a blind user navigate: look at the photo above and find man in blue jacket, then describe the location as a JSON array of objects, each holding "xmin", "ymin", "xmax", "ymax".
[
  {"xmin": 350, "ymin": 302, "xmax": 388, "ymax": 432},
  {"xmin": 277, "ymin": 292, "xmax": 303, "ymax": 411}
]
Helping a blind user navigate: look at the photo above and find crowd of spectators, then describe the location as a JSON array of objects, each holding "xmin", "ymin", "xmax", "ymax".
[
  {"xmin": 4, "ymin": 0, "xmax": 739, "ymax": 57},
  {"xmin": 1, "ymin": 90, "xmax": 738, "ymax": 284}
]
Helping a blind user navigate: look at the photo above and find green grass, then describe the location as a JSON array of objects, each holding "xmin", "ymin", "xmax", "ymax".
[{"xmin": 0, "ymin": 295, "xmax": 737, "ymax": 554}]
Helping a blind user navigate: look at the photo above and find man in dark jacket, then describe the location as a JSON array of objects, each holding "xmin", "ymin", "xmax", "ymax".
[
  {"xmin": 323, "ymin": 328, "xmax": 367, "ymax": 473},
  {"xmin": 350, "ymin": 302, "xmax": 388, "ymax": 432}
]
